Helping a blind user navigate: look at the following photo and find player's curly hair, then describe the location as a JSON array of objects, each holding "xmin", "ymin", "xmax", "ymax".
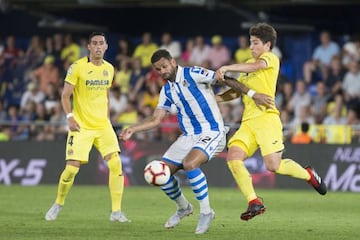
[{"xmin": 250, "ymin": 23, "xmax": 277, "ymax": 49}]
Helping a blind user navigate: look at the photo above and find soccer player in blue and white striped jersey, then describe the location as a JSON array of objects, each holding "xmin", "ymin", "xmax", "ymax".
[
  {"xmin": 120, "ymin": 49, "xmax": 223, "ymax": 234},
  {"xmin": 120, "ymin": 49, "xmax": 263, "ymax": 234}
]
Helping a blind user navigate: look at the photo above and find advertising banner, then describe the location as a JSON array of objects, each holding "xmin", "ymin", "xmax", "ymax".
[
  {"xmin": 0, "ymin": 141, "xmax": 98, "ymax": 185},
  {"xmin": 1, "ymin": 141, "xmax": 359, "ymax": 192}
]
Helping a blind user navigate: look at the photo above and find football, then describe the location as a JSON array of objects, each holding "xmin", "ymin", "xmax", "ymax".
[{"xmin": 144, "ymin": 160, "xmax": 171, "ymax": 186}]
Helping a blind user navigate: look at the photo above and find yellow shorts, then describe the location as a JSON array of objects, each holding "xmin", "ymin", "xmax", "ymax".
[
  {"xmin": 65, "ymin": 126, "xmax": 120, "ymax": 163},
  {"xmin": 228, "ymin": 113, "xmax": 284, "ymax": 157}
]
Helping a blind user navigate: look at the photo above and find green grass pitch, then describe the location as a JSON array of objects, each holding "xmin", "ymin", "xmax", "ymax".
[{"xmin": 0, "ymin": 185, "xmax": 359, "ymax": 240}]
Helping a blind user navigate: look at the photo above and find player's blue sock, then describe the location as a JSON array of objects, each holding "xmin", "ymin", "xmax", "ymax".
[
  {"xmin": 161, "ymin": 175, "xmax": 188, "ymax": 209},
  {"xmin": 186, "ymin": 168, "xmax": 211, "ymax": 214}
]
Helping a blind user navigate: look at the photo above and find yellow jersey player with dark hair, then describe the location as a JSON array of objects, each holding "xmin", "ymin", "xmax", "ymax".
[
  {"xmin": 45, "ymin": 32, "xmax": 130, "ymax": 222},
  {"xmin": 216, "ymin": 22, "xmax": 327, "ymax": 221}
]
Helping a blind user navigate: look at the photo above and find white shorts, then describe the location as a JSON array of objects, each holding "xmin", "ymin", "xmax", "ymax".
[{"xmin": 162, "ymin": 130, "xmax": 226, "ymax": 167}]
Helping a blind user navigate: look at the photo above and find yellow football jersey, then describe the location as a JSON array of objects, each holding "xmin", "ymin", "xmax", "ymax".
[
  {"xmin": 239, "ymin": 51, "xmax": 280, "ymax": 121},
  {"xmin": 65, "ymin": 57, "xmax": 114, "ymax": 129}
]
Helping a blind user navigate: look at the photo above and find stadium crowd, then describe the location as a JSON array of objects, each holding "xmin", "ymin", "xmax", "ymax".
[{"xmin": 0, "ymin": 30, "xmax": 359, "ymax": 143}]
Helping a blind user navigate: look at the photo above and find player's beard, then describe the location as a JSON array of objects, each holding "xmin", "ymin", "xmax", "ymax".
[{"xmin": 163, "ymin": 68, "xmax": 176, "ymax": 81}]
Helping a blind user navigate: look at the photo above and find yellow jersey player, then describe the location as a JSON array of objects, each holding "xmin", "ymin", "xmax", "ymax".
[
  {"xmin": 45, "ymin": 32, "xmax": 130, "ymax": 222},
  {"xmin": 215, "ymin": 23, "xmax": 327, "ymax": 221}
]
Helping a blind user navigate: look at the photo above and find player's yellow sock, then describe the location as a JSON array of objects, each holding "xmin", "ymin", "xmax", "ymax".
[
  {"xmin": 275, "ymin": 158, "xmax": 310, "ymax": 180},
  {"xmin": 107, "ymin": 153, "xmax": 124, "ymax": 212},
  {"xmin": 56, "ymin": 164, "xmax": 79, "ymax": 206},
  {"xmin": 227, "ymin": 160, "xmax": 257, "ymax": 202}
]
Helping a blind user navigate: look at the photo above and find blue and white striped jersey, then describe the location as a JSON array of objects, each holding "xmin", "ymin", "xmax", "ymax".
[{"xmin": 157, "ymin": 65, "xmax": 225, "ymax": 135}]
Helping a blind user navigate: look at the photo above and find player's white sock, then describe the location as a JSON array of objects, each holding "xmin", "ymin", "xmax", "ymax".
[
  {"xmin": 186, "ymin": 168, "xmax": 211, "ymax": 214},
  {"xmin": 161, "ymin": 175, "xmax": 189, "ymax": 209}
]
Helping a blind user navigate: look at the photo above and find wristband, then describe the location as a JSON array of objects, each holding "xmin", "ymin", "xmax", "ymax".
[
  {"xmin": 247, "ymin": 89, "xmax": 256, "ymax": 98},
  {"xmin": 66, "ymin": 113, "xmax": 74, "ymax": 119}
]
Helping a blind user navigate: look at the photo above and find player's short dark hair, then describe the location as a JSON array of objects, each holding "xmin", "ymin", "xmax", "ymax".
[
  {"xmin": 89, "ymin": 32, "xmax": 106, "ymax": 42},
  {"xmin": 250, "ymin": 22, "xmax": 277, "ymax": 49},
  {"xmin": 151, "ymin": 49, "xmax": 172, "ymax": 64}
]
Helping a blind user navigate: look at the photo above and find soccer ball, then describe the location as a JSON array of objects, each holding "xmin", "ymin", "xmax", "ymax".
[{"xmin": 144, "ymin": 160, "xmax": 171, "ymax": 186}]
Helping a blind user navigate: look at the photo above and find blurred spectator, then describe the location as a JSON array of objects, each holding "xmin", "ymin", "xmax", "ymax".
[
  {"xmin": 31, "ymin": 102, "xmax": 52, "ymax": 141},
  {"xmin": 189, "ymin": 35, "xmax": 210, "ymax": 67},
  {"xmin": 43, "ymin": 82, "xmax": 61, "ymax": 115},
  {"xmin": 114, "ymin": 101, "xmax": 138, "ymax": 131},
  {"xmin": 341, "ymin": 59, "xmax": 360, "ymax": 107},
  {"xmin": 323, "ymin": 92, "xmax": 347, "ymax": 125},
  {"xmin": 233, "ymin": 35, "xmax": 252, "ymax": 64},
  {"xmin": 136, "ymin": 104, "xmax": 161, "ymax": 141},
  {"xmin": 48, "ymin": 101, "xmax": 67, "ymax": 140},
  {"xmin": 32, "ymin": 55, "xmax": 61, "ymax": 93},
  {"xmin": 20, "ymin": 82, "xmax": 45, "ymax": 111},
  {"xmin": 0, "ymin": 35, "xmax": 23, "ymax": 103},
  {"xmin": 206, "ymin": 35, "xmax": 231, "ymax": 70},
  {"xmin": 115, "ymin": 36, "xmax": 134, "ymax": 64},
  {"xmin": 346, "ymin": 105, "xmax": 360, "ymax": 125},
  {"xmin": 159, "ymin": 32, "xmax": 181, "ymax": 60},
  {"xmin": 280, "ymin": 109, "xmax": 293, "ymax": 142},
  {"xmin": 323, "ymin": 55, "xmax": 346, "ymax": 96},
  {"xmin": 289, "ymin": 105, "xmax": 315, "ymax": 135},
  {"xmin": 109, "ymin": 86, "xmax": 128, "ymax": 123},
  {"xmin": 23, "ymin": 35, "xmax": 45, "ymax": 70},
  {"xmin": 114, "ymin": 59, "xmax": 132, "ymax": 95},
  {"xmin": 287, "ymin": 80, "xmax": 311, "ymax": 119},
  {"xmin": 5, "ymin": 104, "xmax": 29, "ymax": 140},
  {"xmin": 310, "ymin": 81, "xmax": 330, "ymax": 123},
  {"xmin": 138, "ymin": 82, "xmax": 160, "ymax": 113},
  {"xmin": 291, "ymin": 122, "xmax": 313, "ymax": 144},
  {"xmin": 132, "ymin": 32, "xmax": 158, "ymax": 69},
  {"xmin": 346, "ymin": 106, "xmax": 360, "ymax": 142},
  {"xmin": 180, "ymin": 38, "xmax": 194, "ymax": 66},
  {"xmin": 21, "ymin": 100, "xmax": 37, "ymax": 122},
  {"xmin": 0, "ymin": 99, "xmax": 7, "ymax": 121},
  {"xmin": 0, "ymin": 37, "xmax": 4, "ymax": 56},
  {"xmin": 342, "ymin": 41, "xmax": 359, "ymax": 70},
  {"xmin": 276, "ymin": 81, "xmax": 294, "ymax": 111},
  {"xmin": 144, "ymin": 67, "xmax": 166, "ymax": 89},
  {"xmin": 303, "ymin": 30, "xmax": 340, "ymax": 85},
  {"xmin": 0, "ymin": 35, "xmax": 22, "ymax": 68},
  {"xmin": 61, "ymin": 33, "xmax": 80, "ymax": 64},
  {"xmin": 52, "ymin": 33, "xmax": 64, "ymax": 69},
  {"xmin": 79, "ymin": 37, "xmax": 89, "ymax": 58},
  {"xmin": 0, "ymin": 126, "xmax": 11, "ymax": 141},
  {"xmin": 44, "ymin": 36, "xmax": 54, "ymax": 56},
  {"xmin": 128, "ymin": 57, "xmax": 147, "ymax": 102}
]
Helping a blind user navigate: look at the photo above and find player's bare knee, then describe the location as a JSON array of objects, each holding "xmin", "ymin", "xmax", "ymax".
[
  {"xmin": 67, "ymin": 160, "xmax": 81, "ymax": 168},
  {"xmin": 264, "ymin": 153, "xmax": 281, "ymax": 172},
  {"xmin": 264, "ymin": 160, "xmax": 280, "ymax": 172}
]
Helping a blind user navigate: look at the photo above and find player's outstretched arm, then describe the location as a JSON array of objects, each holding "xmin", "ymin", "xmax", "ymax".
[{"xmin": 119, "ymin": 108, "xmax": 166, "ymax": 141}]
